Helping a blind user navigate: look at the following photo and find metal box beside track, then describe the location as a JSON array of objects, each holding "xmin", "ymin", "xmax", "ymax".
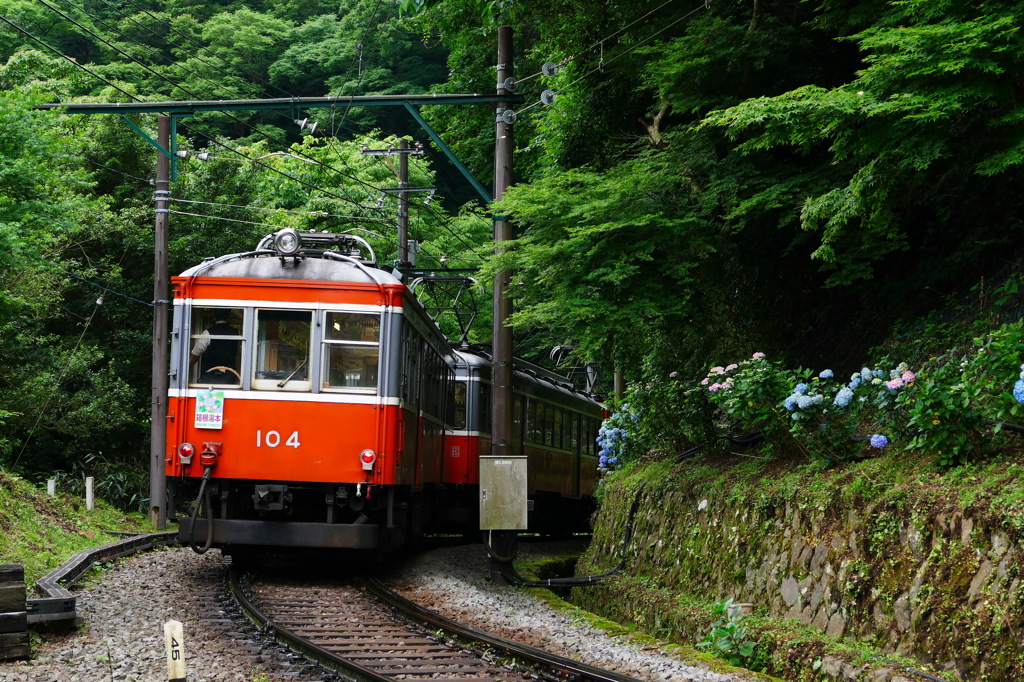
[{"xmin": 479, "ymin": 456, "xmax": 528, "ymax": 530}]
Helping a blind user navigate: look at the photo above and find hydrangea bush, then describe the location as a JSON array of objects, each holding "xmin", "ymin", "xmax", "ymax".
[{"xmin": 595, "ymin": 322, "xmax": 1024, "ymax": 470}]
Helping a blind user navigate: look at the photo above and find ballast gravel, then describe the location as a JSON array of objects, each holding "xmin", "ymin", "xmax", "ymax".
[
  {"xmin": 384, "ymin": 541, "xmax": 753, "ymax": 682},
  {"xmin": 1, "ymin": 541, "xmax": 755, "ymax": 682},
  {"xmin": 0, "ymin": 548, "xmax": 322, "ymax": 682}
]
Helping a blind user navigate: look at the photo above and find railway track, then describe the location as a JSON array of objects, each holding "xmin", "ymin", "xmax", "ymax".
[{"xmin": 230, "ymin": 566, "xmax": 644, "ymax": 682}]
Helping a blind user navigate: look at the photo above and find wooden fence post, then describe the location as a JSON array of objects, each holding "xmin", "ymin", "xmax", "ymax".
[{"xmin": 0, "ymin": 564, "xmax": 30, "ymax": 661}]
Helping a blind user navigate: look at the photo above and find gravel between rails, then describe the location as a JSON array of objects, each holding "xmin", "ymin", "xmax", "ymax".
[{"xmin": 383, "ymin": 541, "xmax": 757, "ymax": 682}]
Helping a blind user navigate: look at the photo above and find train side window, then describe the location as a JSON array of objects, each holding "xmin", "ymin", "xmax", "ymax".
[
  {"xmin": 553, "ymin": 408, "xmax": 564, "ymax": 450},
  {"xmin": 570, "ymin": 412, "xmax": 580, "ymax": 453},
  {"xmin": 253, "ymin": 309, "xmax": 312, "ymax": 391},
  {"xmin": 322, "ymin": 312, "xmax": 380, "ymax": 392},
  {"xmin": 189, "ymin": 307, "xmax": 244, "ymax": 387},
  {"xmin": 449, "ymin": 381, "xmax": 467, "ymax": 429}
]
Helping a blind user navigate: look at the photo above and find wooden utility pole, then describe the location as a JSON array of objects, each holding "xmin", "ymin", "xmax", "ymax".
[
  {"xmin": 491, "ymin": 26, "xmax": 515, "ymax": 464},
  {"xmin": 149, "ymin": 115, "xmax": 170, "ymax": 529}
]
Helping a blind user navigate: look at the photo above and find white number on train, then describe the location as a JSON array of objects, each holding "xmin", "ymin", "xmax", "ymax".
[{"xmin": 256, "ymin": 430, "xmax": 301, "ymax": 448}]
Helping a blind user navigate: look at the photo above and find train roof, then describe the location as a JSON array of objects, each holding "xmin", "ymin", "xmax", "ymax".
[
  {"xmin": 178, "ymin": 251, "xmax": 403, "ymax": 286},
  {"xmin": 453, "ymin": 347, "xmax": 604, "ymax": 406},
  {"xmin": 177, "ymin": 230, "xmax": 403, "ymax": 286}
]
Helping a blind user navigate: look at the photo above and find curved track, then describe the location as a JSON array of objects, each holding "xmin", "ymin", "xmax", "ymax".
[{"xmin": 230, "ymin": 567, "xmax": 643, "ymax": 682}]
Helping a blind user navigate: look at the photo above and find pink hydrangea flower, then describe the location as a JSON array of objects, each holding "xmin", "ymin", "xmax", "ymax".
[
  {"xmin": 700, "ymin": 377, "xmax": 709, "ymax": 385},
  {"xmin": 901, "ymin": 370, "xmax": 916, "ymax": 384},
  {"xmin": 709, "ymin": 383, "xmax": 722, "ymax": 391},
  {"xmin": 711, "ymin": 366, "xmax": 725, "ymax": 375},
  {"xmin": 670, "ymin": 371, "xmax": 678, "ymax": 378},
  {"xmin": 752, "ymin": 352, "xmax": 765, "ymax": 359},
  {"xmin": 886, "ymin": 378, "xmax": 904, "ymax": 391},
  {"xmin": 725, "ymin": 364, "xmax": 739, "ymax": 371}
]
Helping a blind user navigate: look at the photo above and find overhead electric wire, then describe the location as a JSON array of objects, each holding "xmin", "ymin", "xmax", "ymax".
[
  {"xmin": 92, "ymin": 0, "xmax": 372, "ymax": 141},
  {"xmin": 87, "ymin": 158, "xmax": 152, "ymax": 184},
  {"xmin": 167, "ymin": 208, "xmax": 385, "ymax": 229},
  {"xmin": 0, "ymin": 14, "xmax": 138, "ymax": 100},
  {"xmin": 515, "ymin": 0, "xmax": 710, "ymax": 118},
  {"xmin": 0, "ymin": 12, "xmax": 348, "ymax": 213},
  {"xmin": 169, "ymin": 197, "xmax": 375, "ymax": 221},
  {"xmin": 331, "ymin": 0, "xmax": 387, "ymax": 135},
  {"xmin": 560, "ymin": 0, "xmax": 690, "ymax": 68},
  {"xmin": 103, "ymin": 0, "xmax": 294, "ymax": 99},
  {"xmin": 64, "ymin": 271, "xmax": 153, "ymax": 307},
  {"xmin": 23, "ymin": 2, "xmax": 486, "ymax": 275},
  {"xmin": 33, "ymin": 0, "xmax": 392, "ymax": 213},
  {"xmin": 12, "ymin": 294, "xmax": 105, "ymax": 469}
]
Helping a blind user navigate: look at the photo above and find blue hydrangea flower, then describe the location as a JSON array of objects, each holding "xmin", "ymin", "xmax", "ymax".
[
  {"xmin": 848, "ymin": 378, "xmax": 861, "ymax": 390},
  {"xmin": 819, "ymin": 369, "xmax": 834, "ymax": 379},
  {"xmin": 1014, "ymin": 379, "xmax": 1024, "ymax": 405},
  {"xmin": 861, "ymin": 368, "xmax": 873, "ymax": 381},
  {"xmin": 794, "ymin": 383, "xmax": 809, "ymax": 395},
  {"xmin": 834, "ymin": 387, "xmax": 854, "ymax": 407},
  {"xmin": 870, "ymin": 434, "xmax": 889, "ymax": 449},
  {"xmin": 783, "ymin": 395, "xmax": 799, "ymax": 411}
]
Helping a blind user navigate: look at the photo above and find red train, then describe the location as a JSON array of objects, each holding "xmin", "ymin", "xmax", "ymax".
[{"xmin": 166, "ymin": 229, "xmax": 604, "ymax": 552}]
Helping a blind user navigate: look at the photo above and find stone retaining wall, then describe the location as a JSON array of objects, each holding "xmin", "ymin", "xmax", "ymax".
[{"xmin": 576, "ymin": 475, "xmax": 1024, "ymax": 680}]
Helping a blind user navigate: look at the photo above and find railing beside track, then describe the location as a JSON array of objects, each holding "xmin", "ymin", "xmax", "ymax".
[{"xmin": 27, "ymin": 531, "xmax": 178, "ymax": 624}]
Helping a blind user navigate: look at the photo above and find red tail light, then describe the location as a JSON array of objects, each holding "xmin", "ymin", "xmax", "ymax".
[
  {"xmin": 359, "ymin": 449, "xmax": 376, "ymax": 471},
  {"xmin": 178, "ymin": 443, "xmax": 195, "ymax": 464}
]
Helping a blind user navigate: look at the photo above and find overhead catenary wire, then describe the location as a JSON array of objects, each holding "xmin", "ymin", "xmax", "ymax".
[
  {"xmin": 86, "ymin": 158, "xmax": 152, "ymax": 185},
  {"xmin": 87, "ymin": 0, "xmax": 373, "ymax": 141},
  {"xmin": 11, "ymin": 294, "xmax": 105, "ymax": 469},
  {"xmin": 167, "ymin": 208, "xmax": 386, "ymax": 229},
  {"xmin": 169, "ymin": 197, "xmax": 378, "ymax": 220},
  {"xmin": 0, "ymin": 14, "xmax": 138, "ymax": 100},
  {"xmin": 516, "ymin": 0, "xmax": 710, "ymax": 118},
  {"xmin": 31, "ymin": 0, "xmax": 392, "ymax": 213},
  {"xmin": 17, "ymin": 4, "xmax": 488, "ymax": 276}
]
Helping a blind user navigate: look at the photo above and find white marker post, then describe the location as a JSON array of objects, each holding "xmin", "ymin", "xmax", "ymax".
[
  {"xmin": 85, "ymin": 477, "xmax": 94, "ymax": 511},
  {"xmin": 164, "ymin": 620, "xmax": 186, "ymax": 681},
  {"xmin": 47, "ymin": 479, "xmax": 55, "ymax": 496}
]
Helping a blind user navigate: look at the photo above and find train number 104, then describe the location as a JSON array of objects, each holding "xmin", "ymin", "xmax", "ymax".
[{"xmin": 255, "ymin": 430, "xmax": 301, "ymax": 448}]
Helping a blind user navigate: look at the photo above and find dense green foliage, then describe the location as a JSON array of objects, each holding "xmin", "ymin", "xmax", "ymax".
[{"xmin": 1, "ymin": 0, "xmax": 1023, "ymax": 503}]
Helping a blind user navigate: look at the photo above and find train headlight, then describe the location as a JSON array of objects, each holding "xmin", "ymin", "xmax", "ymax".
[
  {"xmin": 177, "ymin": 442, "xmax": 195, "ymax": 465},
  {"xmin": 274, "ymin": 228, "xmax": 301, "ymax": 256},
  {"xmin": 359, "ymin": 449, "xmax": 376, "ymax": 471}
]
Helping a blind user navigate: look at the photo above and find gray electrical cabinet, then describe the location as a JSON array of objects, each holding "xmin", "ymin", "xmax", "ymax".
[{"xmin": 479, "ymin": 456, "xmax": 528, "ymax": 530}]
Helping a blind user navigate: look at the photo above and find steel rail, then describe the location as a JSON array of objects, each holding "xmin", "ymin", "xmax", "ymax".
[
  {"xmin": 27, "ymin": 531, "xmax": 178, "ymax": 624},
  {"xmin": 362, "ymin": 576, "xmax": 645, "ymax": 682},
  {"xmin": 227, "ymin": 568, "xmax": 390, "ymax": 682}
]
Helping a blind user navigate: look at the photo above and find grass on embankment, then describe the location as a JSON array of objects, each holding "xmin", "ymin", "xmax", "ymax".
[{"xmin": 0, "ymin": 467, "xmax": 152, "ymax": 584}]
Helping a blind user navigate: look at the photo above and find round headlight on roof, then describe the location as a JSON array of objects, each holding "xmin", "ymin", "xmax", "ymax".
[{"xmin": 274, "ymin": 228, "xmax": 301, "ymax": 255}]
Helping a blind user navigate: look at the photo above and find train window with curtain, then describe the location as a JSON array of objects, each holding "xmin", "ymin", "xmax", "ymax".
[
  {"xmin": 189, "ymin": 307, "xmax": 245, "ymax": 387},
  {"xmin": 253, "ymin": 309, "xmax": 312, "ymax": 391},
  {"xmin": 321, "ymin": 312, "xmax": 380, "ymax": 392}
]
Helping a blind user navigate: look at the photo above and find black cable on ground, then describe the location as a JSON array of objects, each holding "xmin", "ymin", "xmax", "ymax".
[{"xmin": 487, "ymin": 483, "xmax": 647, "ymax": 587}]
